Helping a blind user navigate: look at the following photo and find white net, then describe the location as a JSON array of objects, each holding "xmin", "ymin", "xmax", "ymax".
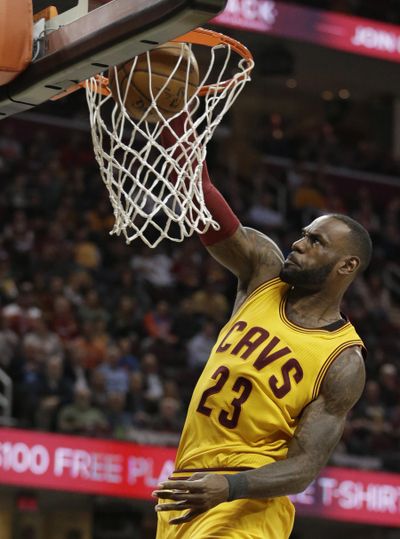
[{"xmin": 85, "ymin": 30, "xmax": 254, "ymax": 248}]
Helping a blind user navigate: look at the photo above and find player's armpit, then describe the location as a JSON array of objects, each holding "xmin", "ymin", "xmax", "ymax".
[
  {"xmin": 206, "ymin": 225, "xmax": 284, "ymax": 290},
  {"xmin": 223, "ymin": 346, "xmax": 366, "ymax": 500}
]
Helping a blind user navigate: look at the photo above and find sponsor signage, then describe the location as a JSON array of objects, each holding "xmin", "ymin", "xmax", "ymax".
[
  {"xmin": 0, "ymin": 428, "xmax": 175, "ymax": 499},
  {"xmin": 0, "ymin": 428, "xmax": 399, "ymax": 526},
  {"xmin": 291, "ymin": 467, "xmax": 400, "ymax": 527},
  {"xmin": 213, "ymin": 0, "xmax": 400, "ymax": 64}
]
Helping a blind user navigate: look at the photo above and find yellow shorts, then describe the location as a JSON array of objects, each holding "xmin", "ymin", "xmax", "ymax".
[{"xmin": 156, "ymin": 495, "xmax": 295, "ymax": 539}]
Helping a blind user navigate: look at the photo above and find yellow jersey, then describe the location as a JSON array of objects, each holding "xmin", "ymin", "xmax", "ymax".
[{"xmin": 175, "ymin": 277, "xmax": 364, "ymax": 472}]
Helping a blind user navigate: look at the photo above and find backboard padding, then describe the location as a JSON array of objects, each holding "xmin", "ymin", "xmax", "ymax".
[{"xmin": 0, "ymin": 0, "xmax": 227, "ymax": 119}]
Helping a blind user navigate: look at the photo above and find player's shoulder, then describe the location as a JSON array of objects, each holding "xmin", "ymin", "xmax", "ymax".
[
  {"xmin": 231, "ymin": 228, "xmax": 285, "ymax": 314},
  {"xmin": 238, "ymin": 227, "xmax": 284, "ymax": 294},
  {"xmin": 329, "ymin": 345, "xmax": 365, "ymax": 372},
  {"xmin": 241, "ymin": 227, "xmax": 284, "ymax": 274},
  {"xmin": 243, "ymin": 227, "xmax": 284, "ymax": 264}
]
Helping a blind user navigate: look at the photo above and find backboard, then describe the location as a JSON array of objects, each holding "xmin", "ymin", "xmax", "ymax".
[{"xmin": 0, "ymin": 0, "xmax": 227, "ymax": 119}]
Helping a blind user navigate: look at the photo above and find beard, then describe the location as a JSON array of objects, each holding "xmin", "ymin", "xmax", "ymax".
[{"xmin": 280, "ymin": 260, "xmax": 336, "ymax": 289}]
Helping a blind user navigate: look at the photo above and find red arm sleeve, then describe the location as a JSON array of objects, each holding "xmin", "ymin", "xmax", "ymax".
[{"xmin": 161, "ymin": 116, "xmax": 240, "ymax": 246}]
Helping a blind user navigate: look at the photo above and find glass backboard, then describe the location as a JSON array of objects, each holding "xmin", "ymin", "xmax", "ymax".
[{"xmin": 0, "ymin": 0, "xmax": 227, "ymax": 119}]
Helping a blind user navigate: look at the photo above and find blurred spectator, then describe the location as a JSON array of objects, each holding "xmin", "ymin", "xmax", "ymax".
[
  {"xmin": 78, "ymin": 289, "xmax": 109, "ymax": 325},
  {"xmin": 151, "ymin": 396, "xmax": 184, "ymax": 433},
  {"xmin": 72, "ymin": 320, "xmax": 108, "ymax": 369},
  {"xmin": 353, "ymin": 274, "xmax": 391, "ymax": 325},
  {"xmin": 23, "ymin": 316, "xmax": 63, "ymax": 362},
  {"xmin": 141, "ymin": 353, "xmax": 164, "ymax": 410},
  {"xmin": 292, "ymin": 173, "xmax": 327, "ymax": 214},
  {"xmin": 390, "ymin": 405, "xmax": 400, "ymax": 456},
  {"xmin": 64, "ymin": 270, "xmax": 93, "ymax": 308},
  {"xmin": 131, "ymin": 246, "xmax": 175, "ymax": 295},
  {"xmin": 382, "ymin": 222, "xmax": 400, "ymax": 262},
  {"xmin": 173, "ymin": 244, "xmax": 203, "ymax": 297},
  {"xmin": 85, "ymin": 198, "xmax": 115, "ymax": 233},
  {"xmin": 117, "ymin": 336, "xmax": 140, "ymax": 372},
  {"xmin": 172, "ymin": 298, "xmax": 201, "ymax": 342},
  {"xmin": 35, "ymin": 355, "xmax": 72, "ymax": 430},
  {"xmin": 0, "ymin": 253, "xmax": 18, "ymax": 303},
  {"xmin": 187, "ymin": 320, "xmax": 217, "ymax": 371},
  {"xmin": 143, "ymin": 300, "xmax": 177, "ymax": 345},
  {"xmin": 379, "ymin": 364, "xmax": 399, "ymax": 409},
  {"xmin": 3, "ymin": 211, "xmax": 35, "ymax": 274},
  {"xmin": 2, "ymin": 282, "xmax": 41, "ymax": 335},
  {"xmin": 105, "ymin": 391, "xmax": 132, "ymax": 439},
  {"xmin": 110, "ymin": 295, "xmax": 143, "ymax": 338},
  {"xmin": 111, "ymin": 268, "xmax": 151, "ymax": 315},
  {"xmin": 51, "ymin": 295, "xmax": 79, "ymax": 341},
  {"xmin": 57, "ymin": 386, "xmax": 108, "ymax": 436},
  {"xmin": 163, "ymin": 379, "xmax": 181, "ymax": 399},
  {"xmin": 247, "ymin": 192, "xmax": 284, "ymax": 230},
  {"xmin": 190, "ymin": 279, "xmax": 229, "ymax": 324},
  {"xmin": 89, "ymin": 368, "xmax": 108, "ymax": 411},
  {"xmin": 13, "ymin": 341, "xmax": 43, "ymax": 426},
  {"xmin": 350, "ymin": 380, "xmax": 392, "ymax": 455},
  {"xmin": 353, "ymin": 188, "xmax": 381, "ymax": 234},
  {"xmin": 0, "ymin": 313, "xmax": 18, "ymax": 369},
  {"xmin": 126, "ymin": 371, "xmax": 150, "ymax": 428},
  {"xmin": 96, "ymin": 343, "xmax": 130, "ymax": 394},
  {"xmin": 74, "ymin": 228, "xmax": 102, "ymax": 270},
  {"xmin": 64, "ymin": 340, "xmax": 90, "ymax": 390},
  {"xmin": 0, "ymin": 125, "xmax": 22, "ymax": 161}
]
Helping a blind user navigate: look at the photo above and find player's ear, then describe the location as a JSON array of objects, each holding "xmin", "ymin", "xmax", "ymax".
[{"xmin": 338, "ymin": 255, "xmax": 360, "ymax": 275}]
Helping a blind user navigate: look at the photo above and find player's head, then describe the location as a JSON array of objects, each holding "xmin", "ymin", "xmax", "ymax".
[{"xmin": 280, "ymin": 214, "xmax": 372, "ymax": 291}]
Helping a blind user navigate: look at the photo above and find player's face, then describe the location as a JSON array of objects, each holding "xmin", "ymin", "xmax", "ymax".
[{"xmin": 280, "ymin": 216, "xmax": 349, "ymax": 289}]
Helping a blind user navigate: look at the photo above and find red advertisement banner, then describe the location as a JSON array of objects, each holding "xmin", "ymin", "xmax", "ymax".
[
  {"xmin": 0, "ymin": 428, "xmax": 175, "ymax": 499},
  {"xmin": 291, "ymin": 467, "xmax": 400, "ymax": 527},
  {"xmin": 0, "ymin": 428, "xmax": 399, "ymax": 526},
  {"xmin": 213, "ymin": 0, "xmax": 400, "ymax": 64}
]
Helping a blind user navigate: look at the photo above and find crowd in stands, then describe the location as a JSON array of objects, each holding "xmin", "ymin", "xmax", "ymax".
[
  {"xmin": 252, "ymin": 108, "xmax": 400, "ymax": 177},
  {"xmin": 0, "ymin": 96, "xmax": 399, "ymax": 473},
  {"xmin": 284, "ymin": 0, "xmax": 400, "ymax": 24}
]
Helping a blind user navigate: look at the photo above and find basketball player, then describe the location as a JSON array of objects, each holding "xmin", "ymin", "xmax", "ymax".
[{"xmin": 154, "ymin": 117, "xmax": 371, "ymax": 538}]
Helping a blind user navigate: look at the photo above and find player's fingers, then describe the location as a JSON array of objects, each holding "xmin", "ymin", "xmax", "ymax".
[
  {"xmin": 155, "ymin": 500, "xmax": 191, "ymax": 512},
  {"xmin": 169, "ymin": 509, "xmax": 202, "ymax": 525},
  {"xmin": 152, "ymin": 490, "xmax": 197, "ymax": 500},
  {"xmin": 187, "ymin": 472, "xmax": 207, "ymax": 481},
  {"xmin": 158, "ymin": 480, "xmax": 203, "ymax": 492}
]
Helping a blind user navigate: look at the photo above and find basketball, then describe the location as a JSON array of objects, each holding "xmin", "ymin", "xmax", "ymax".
[{"xmin": 108, "ymin": 42, "xmax": 200, "ymax": 123}]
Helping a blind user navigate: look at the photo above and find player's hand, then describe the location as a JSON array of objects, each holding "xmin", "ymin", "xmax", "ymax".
[{"xmin": 152, "ymin": 472, "xmax": 229, "ymax": 524}]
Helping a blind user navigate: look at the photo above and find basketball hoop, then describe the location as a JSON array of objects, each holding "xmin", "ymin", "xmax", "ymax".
[{"xmin": 85, "ymin": 28, "xmax": 254, "ymax": 248}]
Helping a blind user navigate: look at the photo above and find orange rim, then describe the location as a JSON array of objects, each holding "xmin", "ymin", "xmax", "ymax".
[
  {"xmin": 51, "ymin": 27, "xmax": 254, "ymax": 101},
  {"xmin": 173, "ymin": 27, "xmax": 254, "ymax": 96}
]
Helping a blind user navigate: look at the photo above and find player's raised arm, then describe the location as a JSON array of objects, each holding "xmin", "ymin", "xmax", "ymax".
[
  {"xmin": 197, "ymin": 163, "xmax": 284, "ymax": 287},
  {"xmin": 161, "ymin": 117, "xmax": 284, "ymax": 290},
  {"xmin": 153, "ymin": 345, "xmax": 365, "ymax": 523}
]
